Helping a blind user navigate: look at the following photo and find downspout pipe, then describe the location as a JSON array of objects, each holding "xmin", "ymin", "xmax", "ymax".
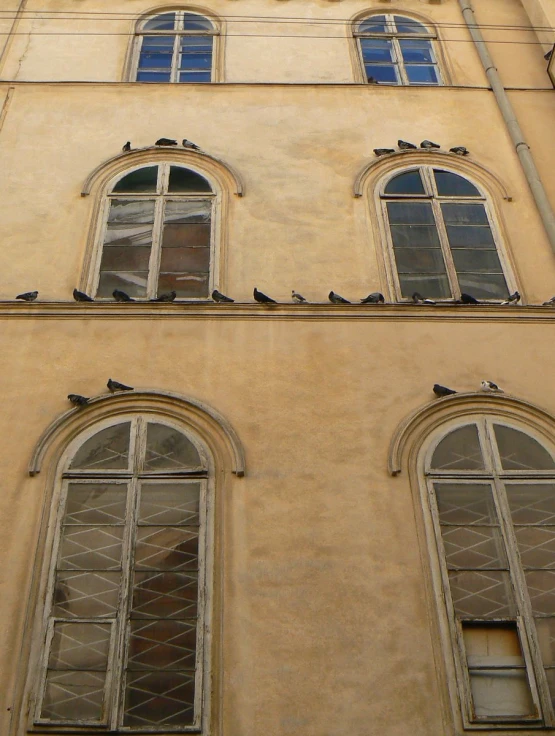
[
  {"xmin": 458, "ymin": 0, "xmax": 555, "ymax": 253},
  {"xmin": 0, "ymin": 0, "xmax": 29, "ymax": 76}
]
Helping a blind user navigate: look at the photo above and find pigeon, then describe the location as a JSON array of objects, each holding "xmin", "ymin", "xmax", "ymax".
[
  {"xmin": 481, "ymin": 380, "xmax": 503, "ymax": 393},
  {"xmin": 374, "ymin": 148, "xmax": 396, "ymax": 157},
  {"xmin": 68, "ymin": 394, "xmax": 90, "ymax": 407},
  {"xmin": 155, "ymin": 138, "xmax": 178, "ymax": 146},
  {"xmin": 367, "ymin": 76, "xmax": 378, "ymax": 84},
  {"xmin": 73, "ymin": 288, "xmax": 94, "ymax": 302},
  {"xmin": 151, "ymin": 291, "xmax": 176, "ymax": 302},
  {"xmin": 329, "ymin": 291, "xmax": 350, "ymax": 304},
  {"xmin": 113, "ymin": 289, "xmax": 135, "ymax": 302},
  {"xmin": 398, "ymin": 140, "xmax": 417, "ymax": 150},
  {"xmin": 107, "ymin": 378, "xmax": 134, "ymax": 393},
  {"xmin": 253, "ymin": 287, "xmax": 277, "ymax": 304},
  {"xmin": 182, "ymin": 139, "xmax": 201, "ymax": 150},
  {"xmin": 16, "ymin": 291, "xmax": 38, "ymax": 301},
  {"xmin": 212, "ymin": 289, "xmax": 234, "ymax": 303},
  {"xmin": 420, "ymin": 140, "xmax": 440, "ymax": 149},
  {"xmin": 450, "ymin": 146, "xmax": 469, "ymax": 156},
  {"xmin": 292, "ymin": 290, "xmax": 307, "ymax": 303},
  {"xmin": 460, "ymin": 292, "xmax": 479, "ymax": 304},
  {"xmin": 433, "ymin": 384, "xmax": 457, "ymax": 398},
  {"xmin": 360, "ymin": 292, "xmax": 385, "ymax": 304},
  {"xmin": 412, "ymin": 292, "xmax": 436, "ymax": 305},
  {"xmin": 542, "ymin": 296, "xmax": 555, "ymax": 306},
  {"xmin": 122, "ymin": 141, "xmax": 131, "ymax": 152},
  {"xmin": 545, "ymin": 46, "xmax": 554, "ymax": 61},
  {"xmin": 501, "ymin": 291, "xmax": 520, "ymax": 305}
]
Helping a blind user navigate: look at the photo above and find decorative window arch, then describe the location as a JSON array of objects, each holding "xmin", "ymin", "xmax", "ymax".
[
  {"xmin": 423, "ymin": 415, "xmax": 555, "ymax": 726},
  {"xmin": 353, "ymin": 13, "xmax": 442, "ymax": 85},
  {"xmin": 91, "ymin": 163, "xmax": 216, "ymax": 300},
  {"xmin": 32, "ymin": 414, "xmax": 212, "ymax": 731},
  {"xmin": 132, "ymin": 10, "xmax": 219, "ymax": 83},
  {"xmin": 379, "ymin": 165, "xmax": 513, "ymax": 301}
]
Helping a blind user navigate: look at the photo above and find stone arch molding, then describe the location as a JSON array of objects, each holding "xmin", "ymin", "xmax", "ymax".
[
  {"xmin": 29, "ymin": 390, "xmax": 246, "ymax": 478},
  {"xmin": 81, "ymin": 147, "xmax": 245, "ymax": 197},
  {"xmin": 388, "ymin": 392, "xmax": 555, "ymax": 476}
]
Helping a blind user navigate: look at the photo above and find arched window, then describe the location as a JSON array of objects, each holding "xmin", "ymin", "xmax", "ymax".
[
  {"xmin": 427, "ymin": 419, "xmax": 555, "ymax": 724},
  {"xmin": 354, "ymin": 14, "xmax": 441, "ymax": 85},
  {"xmin": 94, "ymin": 163, "xmax": 214, "ymax": 300},
  {"xmin": 381, "ymin": 166, "xmax": 511, "ymax": 301},
  {"xmin": 34, "ymin": 416, "xmax": 210, "ymax": 730},
  {"xmin": 134, "ymin": 11, "xmax": 217, "ymax": 83}
]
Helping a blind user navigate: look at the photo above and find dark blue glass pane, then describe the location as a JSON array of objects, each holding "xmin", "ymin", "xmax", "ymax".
[
  {"xmin": 180, "ymin": 54, "xmax": 212, "ymax": 70},
  {"xmin": 400, "ymin": 39, "xmax": 434, "ymax": 63},
  {"xmin": 178, "ymin": 72, "xmax": 211, "ymax": 83},
  {"xmin": 435, "ymin": 171, "xmax": 480, "ymax": 197},
  {"xmin": 361, "ymin": 39, "xmax": 394, "ymax": 62},
  {"xmin": 387, "ymin": 202, "xmax": 435, "ymax": 225},
  {"xmin": 358, "ymin": 15, "xmax": 387, "ymax": 33},
  {"xmin": 180, "ymin": 36, "xmax": 213, "ymax": 50},
  {"xmin": 139, "ymin": 52, "xmax": 173, "ymax": 69},
  {"xmin": 143, "ymin": 13, "xmax": 176, "ymax": 31},
  {"xmin": 136, "ymin": 71, "xmax": 171, "ymax": 82},
  {"xmin": 406, "ymin": 65, "xmax": 440, "ymax": 84},
  {"xmin": 365, "ymin": 65, "xmax": 398, "ymax": 83},
  {"xmin": 394, "ymin": 16, "xmax": 427, "ymax": 34},
  {"xmin": 182, "ymin": 13, "xmax": 214, "ymax": 31},
  {"xmin": 142, "ymin": 36, "xmax": 174, "ymax": 48},
  {"xmin": 385, "ymin": 171, "xmax": 426, "ymax": 195}
]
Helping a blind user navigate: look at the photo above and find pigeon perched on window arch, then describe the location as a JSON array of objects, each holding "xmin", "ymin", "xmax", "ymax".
[
  {"xmin": 73, "ymin": 288, "xmax": 94, "ymax": 302},
  {"xmin": 107, "ymin": 379, "xmax": 134, "ymax": 393},
  {"xmin": 16, "ymin": 291, "xmax": 38, "ymax": 301},
  {"xmin": 122, "ymin": 141, "xmax": 131, "ymax": 152},
  {"xmin": 68, "ymin": 394, "xmax": 90, "ymax": 407},
  {"xmin": 182, "ymin": 139, "xmax": 201, "ymax": 150},
  {"xmin": 329, "ymin": 291, "xmax": 350, "ymax": 304},
  {"xmin": 253, "ymin": 287, "xmax": 277, "ymax": 304},
  {"xmin": 433, "ymin": 384, "xmax": 457, "ymax": 398},
  {"xmin": 360, "ymin": 292, "xmax": 385, "ymax": 304},
  {"xmin": 292, "ymin": 290, "xmax": 307, "ymax": 303},
  {"xmin": 412, "ymin": 292, "xmax": 436, "ymax": 305},
  {"xmin": 481, "ymin": 380, "xmax": 503, "ymax": 393},
  {"xmin": 420, "ymin": 140, "xmax": 440, "ymax": 150},
  {"xmin": 373, "ymin": 148, "xmax": 396, "ymax": 157},
  {"xmin": 398, "ymin": 140, "xmax": 417, "ymax": 150},
  {"xmin": 542, "ymin": 296, "xmax": 555, "ymax": 306},
  {"xmin": 151, "ymin": 291, "xmax": 176, "ymax": 302},
  {"xmin": 450, "ymin": 146, "xmax": 469, "ymax": 156},
  {"xmin": 502, "ymin": 291, "xmax": 520, "ymax": 305},
  {"xmin": 460, "ymin": 292, "xmax": 479, "ymax": 304},
  {"xmin": 113, "ymin": 289, "xmax": 135, "ymax": 302},
  {"xmin": 212, "ymin": 289, "xmax": 234, "ymax": 303},
  {"xmin": 155, "ymin": 138, "xmax": 178, "ymax": 146}
]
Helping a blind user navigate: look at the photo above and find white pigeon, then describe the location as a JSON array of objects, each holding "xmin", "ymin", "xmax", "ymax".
[
  {"xmin": 291, "ymin": 290, "xmax": 307, "ymax": 303},
  {"xmin": 481, "ymin": 380, "xmax": 503, "ymax": 393}
]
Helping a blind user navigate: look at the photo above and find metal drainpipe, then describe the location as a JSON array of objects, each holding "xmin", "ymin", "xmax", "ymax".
[
  {"xmin": 0, "ymin": 0, "xmax": 29, "ymax": 76},
  {"xmin": 458, "ymin": 0, "xmax": 555, "ymax": 253}
]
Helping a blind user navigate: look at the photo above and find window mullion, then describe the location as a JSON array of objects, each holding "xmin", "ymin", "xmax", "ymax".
[
  {"xmin": 433, "ymin": 197, "xmax": 458, "ymax": 299},
  {"xmin": 392, "ymin": 37, "xmax": 406, "ymax": 85},
  {"xmin": 172, "ymin": 33, "xmax": 180, "ymax": 83},
  {"xmin": 148, "ymin": 195, "xmax": 166, "ymax": 299}
]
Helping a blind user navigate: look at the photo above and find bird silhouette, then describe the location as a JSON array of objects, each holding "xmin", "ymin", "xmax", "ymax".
[
  {"xmin": 254, "ymin": 288, "xmax": 277, "ymax": 304},
  {"xmin": 412, "ymin": 292, "xmax": 436, "ymax": 305},
  {"xmin": 373, "ymin": 148, "xmax": 396, "ymax": 157},
  {"xmin": 107, "ymin": 379, "xmax": 134, "ymax": 392},
  {"xmin": 292, "ymin": 290, "xmax": 307, "ymax": 303},
  {"xmin": 151, "ymin": 291, "xmax": 176, "ymax": 302},
  {"xmin": 16, "ymin": 291, "xmax": 38, "ymax": 301},
  {"xmin": 122, "ymin": 141, "xmax": 131, "ymax": 152},
  {"xmin": 460, "ymin": 292, "xmax": 479, "ymax": 304},
  {"xmin": 450, "ymin": 146, "xmax": 469, "ymax": 156},
  {"xmin": 420, "ymin": 140, "xmax": 440, "ymax": 149},
  {"xmin": 155, "ymin": 138, "xmax": 178, "ymax": 146},
  {"xmin": 113, "ymin": 289, "xmax": 135, "ymax": 302},
  {"xmin": 398, "ymin": 140, "xmax": 417, "ymax": 150},
  {"xmin": 360, "ymin": 292, "xmax": 385, "ymax": 304},
  {"xmin": 73, "ymin": 288, "xmax": 94, "ymax": 302},
  {"xmin": 367, "ymin": 76, "xmax": 378, "ymax": 84},
  {"xmin": 182, "ymin": 139, "xmax": 201, "ymax": 150},
  {"xmin": 542, "ymin": 296, "xmax": 555, "ymax": 306},
  {"xmin": 433, "ymin": 384, "xmax": 457, "ymax": 398},
  {"xmin": 502, "ymin": 291, "xmax": 520, "ymax": 305},
  {"xmin": 212, "ymin": 289, "xmax": 234, "ymax": 303},
  {"xmin": 329, "ymin": 291, "xmax": 350, "ymax": 304},
  {"xmin": 68, "ymin": 394, "xmax": 90, "ymax": 407}
]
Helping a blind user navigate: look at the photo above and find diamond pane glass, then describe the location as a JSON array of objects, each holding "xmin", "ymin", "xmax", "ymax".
[
  {"xmin": 70, "ymin": 423, "xmax": 131, "ymax": 470},
  {"xmin": 124, "ymin": 670, "xmax": 195, "ymax": 727},
  {"xmin": 525, "ymin": 571, "xmax": 555, "ymax": 615},
  {"xmin": 53, "ymin": 571, "xmax": 120, "ymax": 618},
  {"xmin": 514, "ymin": 527, "xmax": 555, "ymax": 569},
  {"xmin": 135, "ymin": 527, "xmax": 199, "ymax": 570},
  {"xmin": 494, "ymin": 426, "xmax": 555, "ymax": 471},
  {"xmin": 144, "ymin": 423, "xmax": 202, "ymax": 470},
  {"xmin": 49, "ymin": 622, "xmax": 111, "ymax": 670},
  {"xmin": 431, "ymin": 425, "xmax": 485, "ymax": 470},
  {"xmin": 506, "ymin": 484, "xmax": 555, "ymax": 524},
  {"xmin": 128, "ymin": 619, "xmax": 197, "ymax": 670},
  {"xmin": 64, "ymin": 484, "xmax": 127, "ymax": 524},
  {"xmin": 132, "ymin": 572, "xmax": 198, "ymax": 618},
  {"xmin": 41, "ymin": 670, "xmax": 106, "ymax": 721},
  {"xmin": 58, "ymin": 526, "xmax": 124, "ymax": 570},
  {"xmin": 440, "ymin": 526, "xmax": 507, "ymax": 569},
  {"xmin": 535, "ymin": 618, "xmax": 555, "ymax": 664},
  {"xmin": 139, "ymin": 482, "xmax": 200, "ymax": 525},
  {"xmin": 448, "ymin": 571, "xmax": 515, "ymax": 617},
  {"xmin": 435, "ymin": 483, "xmax": 498, "ymax": 525}
]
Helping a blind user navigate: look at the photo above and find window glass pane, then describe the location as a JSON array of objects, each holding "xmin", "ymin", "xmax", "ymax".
[
  {"xmin": 440, "ymin": 526, "xmax": 507, "ymax": 569},
  {"xmin": 168, "ymin": 167, "xmax": 212, "ymax": 193},
  {"xmin": 526, "ymin": 571, "xmax": 555, "ymax": 614},
  {"xmin": 142, "ymin": 36, "xmax": 174, "ymax": 48},
  {"xmin": 99, "ymin": 245, "xmax": 151, "ymax": 272},
  {"xmin": 137, "ymin": 71, "xmax": 172, "ymax": 82},
  {"xmin": 144, "ymin": 423, "xmax": 203, "ymax": 470},
  {"xmin": 384, "ymin": 170, "xmax": 426, "ymax": 195},
  {"xmin": 494, "ymin": 426, "xmax": 555, "ymax": 471},
  {"xmin": 515, "ymin": 527, "xmax": 555, "ymax": 569},
  {"xmin": 445, "ymin": 226, "xmax": 496, "ymax": 248},
  {"xmin": 441, "ymin": 203, "xmax": 489, "ymax": 225},
  {"xmin": 139, "ymin": 482, "xmax": 201, "ymax": 525},
  {"xmin": 59, "ymin": 526, "xmax": 124, "ymax": 570},
  {"xmin": 135, "ymin": 527, "xmax": 199, "ymax": 570},
  {"xmin": 41, "ymin": 671, "xmax": 106, "ymax": 721},
  {"xmin": 179, "ymin": 72, "xmax": 211, "ymax": 83},
  {"xmin": 435, "ymin": 170, "xmax": 481, "ymax": 197},
  {"xmin": 506, "ymin": 484, "xmax": 555, "ymax": 524},
  {"xmin": 139, "ymin": 52, "xmax": 173, "ymax": 70},
  {"xmin": 393, "ymin": 16, "xmax": 428, "ymax": 34},
  {"xmin": 132, "ymin": 572, "xmax": 198, "ymax": 618},
  {"xmin": 390, "ymin": 225, "xmax": 440, "ymax": 248},
  {"xmin": 64, "ymin": 483, "xmax": 127, "ymax": 524},
  {"xmin": 431, "ymin": 425, "xmax": 485, "ymax": 470},
  {"xmin": 387, "ymin": 201, "xmax": 434, "ymax": 224},
  {"xmin": 180, "ymin": 51, "xmax": 212, "ymax": 70},
  {"xmin": 143, "ymin": 13, "xmax": 176, "ymax": 31},
  {"xmin": 360, "ymin": 38, "xmax": 394, "ymax": 63},
  {"xmin": 405, "ymin": 65, "xmax": 440, "ymax": 84},
  {"xmin": 364, "ymin": 65, "xmax": 398, "ymax": 84},
  {"xmin": 448, "ymin": 570, "xmax": 515, "ymax": 617},
  {"xmin": 182, "ymin": 13, "xmax": 214, "ymax": 31},
  {"xmin": 70, "ymin": 423, "xmax": 131, "ymax": 470},
  {"xmin": 128, "ymin": 619, "xmax": 197, "ymax": 670},
  {"xmin": 398, "ymin": 274, "xmax": 450, "ymax": 299},
  {"xmin": 535, "ymin": 619, "xmax": 555, "ymax": 664},
  {"xmin": 112, "ymin": 169, "xmax": 158, "ymax": 194},
  {"xmin": 457, "ymin": 273, "xmax": 508, "ymax": 300},
  {"xmin": 97, "ymin": 271, "xmax": 149, "ymax": 299},
  {"xmin": 49, "ymin": 622, "xmax": 111, "ymax": 670},
  {"xmin": 107, "ymin": 200, "xmax": 155, "ymax": 225},
  {"xmin": 159, "ymin": 247, "xmax": 210, "ymax": 272},
  {"xmin": 451, "ymin": 249, "xmax": 503, "ymax": 273},
  {"xmin": 162, "ymin": 223, "xmax": 210, "ymax": 248},
  {"xmin": 53, "ymin": 571, "xmax": 121, "ymax": 618},
  {"xmin": 158, "ymin": 272, "xmax": 209, "ymax": 297},
  {"xmin": 435, "ymin": 483, "xmax": 498, "ymax": 525},
  {"xmin": 124, "ymin": 671, "xmax": 195, "ymax": 727},
  {"xmin": 400, "ymin": 39, "xmax": 434, "ymax": 63},
  {"xmin": 358, "ymin": 15, "xmax": 387, "ymax": 34},
  {"xmin": 393, "ymin": 248, "xmax": 445, "ymax": 273}
]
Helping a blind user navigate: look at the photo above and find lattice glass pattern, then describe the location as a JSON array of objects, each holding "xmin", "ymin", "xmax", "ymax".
[
  {"xmin": 135, "ymin": 527, "xmax": 199, "ymax": 570},
  {"xmin": 64, "ymin": 484, "xmax": 127, "ymax": 524},
  {"xmin": 435, "ymin": 483, "xmax": 497, "ymax": 525},
  {"xmin": 506, "ymin": 484, "xmax": 555, "ymax": 525},
  {"xmin": 41, "ymin": 670, "xmax": 106, "ymax": 721},
  {"xmin": 58, "ymin": 526, "xmax": 124, "ymax": 570},
  {"xmin": 132, "ymin": 572, "xmax": 199, "ymax": 619},
  {"xmin": 49, "ymin": 622, "xmax": 111, "ymax": 670},
  {"xmin": 514, "ymin": 527, "xmax": 555, "ymax": 569},
  {"xmin": 431, "ymin": 424, "xmax": 485, "ymax": 470},
  {"xmin": 144, "ymin": 423, "xmax": 202, "ymax": 470},
  {"xmin": 494, "ymin": 425, "xmax": 555, "ymax": 471},
  {"xmin": 535, "ymin": 618, "xmax": 555, "ymax": 665},
  {"xmin": 139, "ymin": 482, "xmax": 201, "ymax": 525},
  {"xmin": 128, "ymin": 619, "xmax": 197, "ymax": 670},
  {"xmin": 525, "ymin": 572, "xmax": 555, "ymax": 615},
  {"xmin": 124, "ymin": 671, "xmax": 196, "ymax": 727},
  {"xmin": 53, "ymin": 571, "xmax": 120, "ymax": 618},
  {"xmin": 440, "ymin": 526, "xmax": 507, "ymax": 569},
  {"xmin": 70, "ymin": 423, "xmax": 131, "ymax": 470},
  {"xmin": 448, "ymin": 571, "xmax": 515, "ymax": 617}
]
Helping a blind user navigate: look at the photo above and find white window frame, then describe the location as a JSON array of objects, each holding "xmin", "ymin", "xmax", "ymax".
[
  {"xmin": 354, "ymin": 13, "xmax": 442, "ymax": 86},
  {"xmin": 132, "ymin": 10, "xmax": 218, "ymax": 84},
  {"xmin": 31, "ymin": 415, "xmax": 213, "ymax": 733},
  {"xmin": 89, "ymin": 163, "xmax": 217, "ymax": 301},
  {"xmin": 424, "ymin": 417, "xmax": 555, "ymax": 728},
  {"xmin": 379, "ymin": 165, "xmax": 515, "ymax": 302}
]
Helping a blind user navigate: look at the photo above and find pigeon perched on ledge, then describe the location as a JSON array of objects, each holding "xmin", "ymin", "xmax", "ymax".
[
  {"xmin": 68, "ymin": 394, "xmax": 90, "ymax": 407},
  {"xmin": 155, "ymin": 138, "xmax": 178, "ymax": 146},
  {"xmin": 16, "ymin": 291, "xmax": 38, "ymax": 301},
  {"xmin": 292, "ymin": 290, "xmax": 307, "ymax": 303},
  {"xmin": 412, "ymin": 292, "xmax": 436, "ymax": 305},
  {"xmin": 502, "ymin": 291, "xmax": 520, "ymax": 305},
  {"xmin": 460, "ymin": 292, "xmax": 480, "ymax": 305},
  {"xmin": 212, "ymin": 289, "xmax": 234, "ymax": 303},
  {"xmin": 122, "ymin": 141, "xmax": 132, "ymax": 152},
  {"xmin": 481, "ymin": 380, "xmax": 503, "ymax": 393},
  {"xmin": 450, "ymin": 146, "xmax": 469, "ymax": 156},
  {"xmin": 151, "ymin": 291, "xmax": 176, "ymax": 302},
  {"xmin": 329, "ymin": 291, "xmax": 350, "ymax": 304},
  {"xmin": 433, "ymin": 384, "xmax": 457, "ymax": 398},
  {"xmin": 420, "ymin": 140, "xmax": 440, "ymax": 149},
  {"xmin": 254, "ymin": 288, "xmax": 277, "ymax": 304},
  {"xmin": 360, "ymin": 292, "xmax": 385, "ymax": 304},
  {"xmin": 182, "ymin": 139, "xmax": 201, "ymax": 150},
  {"xmin": 107, "ymin": 379, "xmax": 134, "ymax": 393},
  {"xmin": 374, "ymin": 148, "xmax": 395, "ymax": 157},
  {"xmin": 73, "ymin": 288, "xmax": 94, "ymax": 302},
  {"xmin": 542, "ymin": 296, "xmax": 555, "ymax": 306},
  {"xmin": 113, "ymin": 289, "xmax": 135, "ymax": 302}
]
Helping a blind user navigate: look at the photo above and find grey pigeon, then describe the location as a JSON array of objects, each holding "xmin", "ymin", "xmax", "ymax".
[
  {"xmin": 544, "ymin": 46, "xmax": 553, "ymax": 61},
  {"xmin": 329, "ymin": 291, "xmax": 350, "ymax": 304},
  {"xmin": 107, "ymin": 378, "xmax": 134, "ymax": 393},
  {"xmin": 73, "ymin": 288, "xmax": 94, "ymax": 302},
  {"xmin": 374, "ymin": 148, "xmax": 395, "ymax": 157},
  {"xmin": 481, "ymin": 380, "xmax": 503, "ymax": 393},
  {"xmin": 292, "ymin": 290, "xmax": 307, "ymax": 303},
  {"xmin": 433, "ymin": 384, "xmax": 457, "ymax": 398},
  {"xmin": 253, "ymin": 287, "xmax": 277, "ymax": 304},
  {"xmin": 212, "ymin": 289, "xmax": 234, "ymax": 303},
  {"xmin": 122, "ymin": 141, "xmax": 131, "ymax": 152},
  {"xmin": 113, "ymin": 289, "xmax": 135, "ymax": 302},
  {"xmin": 398, "ymin": 140, "xmax": 417, "ymax": 150},
  {"xmin": 542, "ymin": 296, "xmax": 555, "ymax": 306},
  {"xmin": 502, "ymin": 291, "xmax": 520, "ymax": 305},
  {"xmin": 361, "ymin": 292, "xmax": 385, "ymax": 304},
  {"xmin": 16, "ymin": 291, "xmax": 38, "ymax": 301},
  {"xmin": 68, "ymin": 393, "xmax": 90, "ymax": 407},
  {"xmin": 155, "ymin": 138, "xmax": 178, "ymax": 146},
  {"xmin": 367, "ymin": 76, "xmax": 378, "ymax": 84},
  {"xmin": 151, "ymin": 291, "xmax": 176, "ymax": 302},
  {"xmin": 420, "ymin": 140, "xmax": 440, "ymax": 149},
  {"xmin": 412, "ymin": 292, "xmax": 436, "ymax": 305},
  {"xmin": 182, "ymin": 139, "xmax": 201, "ymax": 150},
  {"xmin": 460, "ymin": 292, "xmax": 479, "ymax": 304},
  {"xmin": 450, "ymin": 146, "xmax": 469, "ymax": 156}
]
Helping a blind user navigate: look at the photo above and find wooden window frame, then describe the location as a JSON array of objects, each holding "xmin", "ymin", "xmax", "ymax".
[
  {"xmin": 131, "ymin": 10, "xmax": 219, "ymax": 84},
  {"xmin": 30, "ymin": 415, "xmax": 212, "ymax": 733},
  {"xmin": 353, "ymin": 13, "xmax": 442, "ymax": 86},
  {"xmin": 89, "ymin": 163, "xmax": 217, "ymax": 301},
  {"xmin": 379, "ymin": 165, "xmax": 515, "ymax": 302},
  {"xmin": 425, "ymin": 417, "xmax": 555, "ymax": 728}
]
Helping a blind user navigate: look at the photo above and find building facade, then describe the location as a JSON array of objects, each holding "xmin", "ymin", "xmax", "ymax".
[{"xmin": 0, "ymin": 0, "xmax": 555, "ymax": 734}]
